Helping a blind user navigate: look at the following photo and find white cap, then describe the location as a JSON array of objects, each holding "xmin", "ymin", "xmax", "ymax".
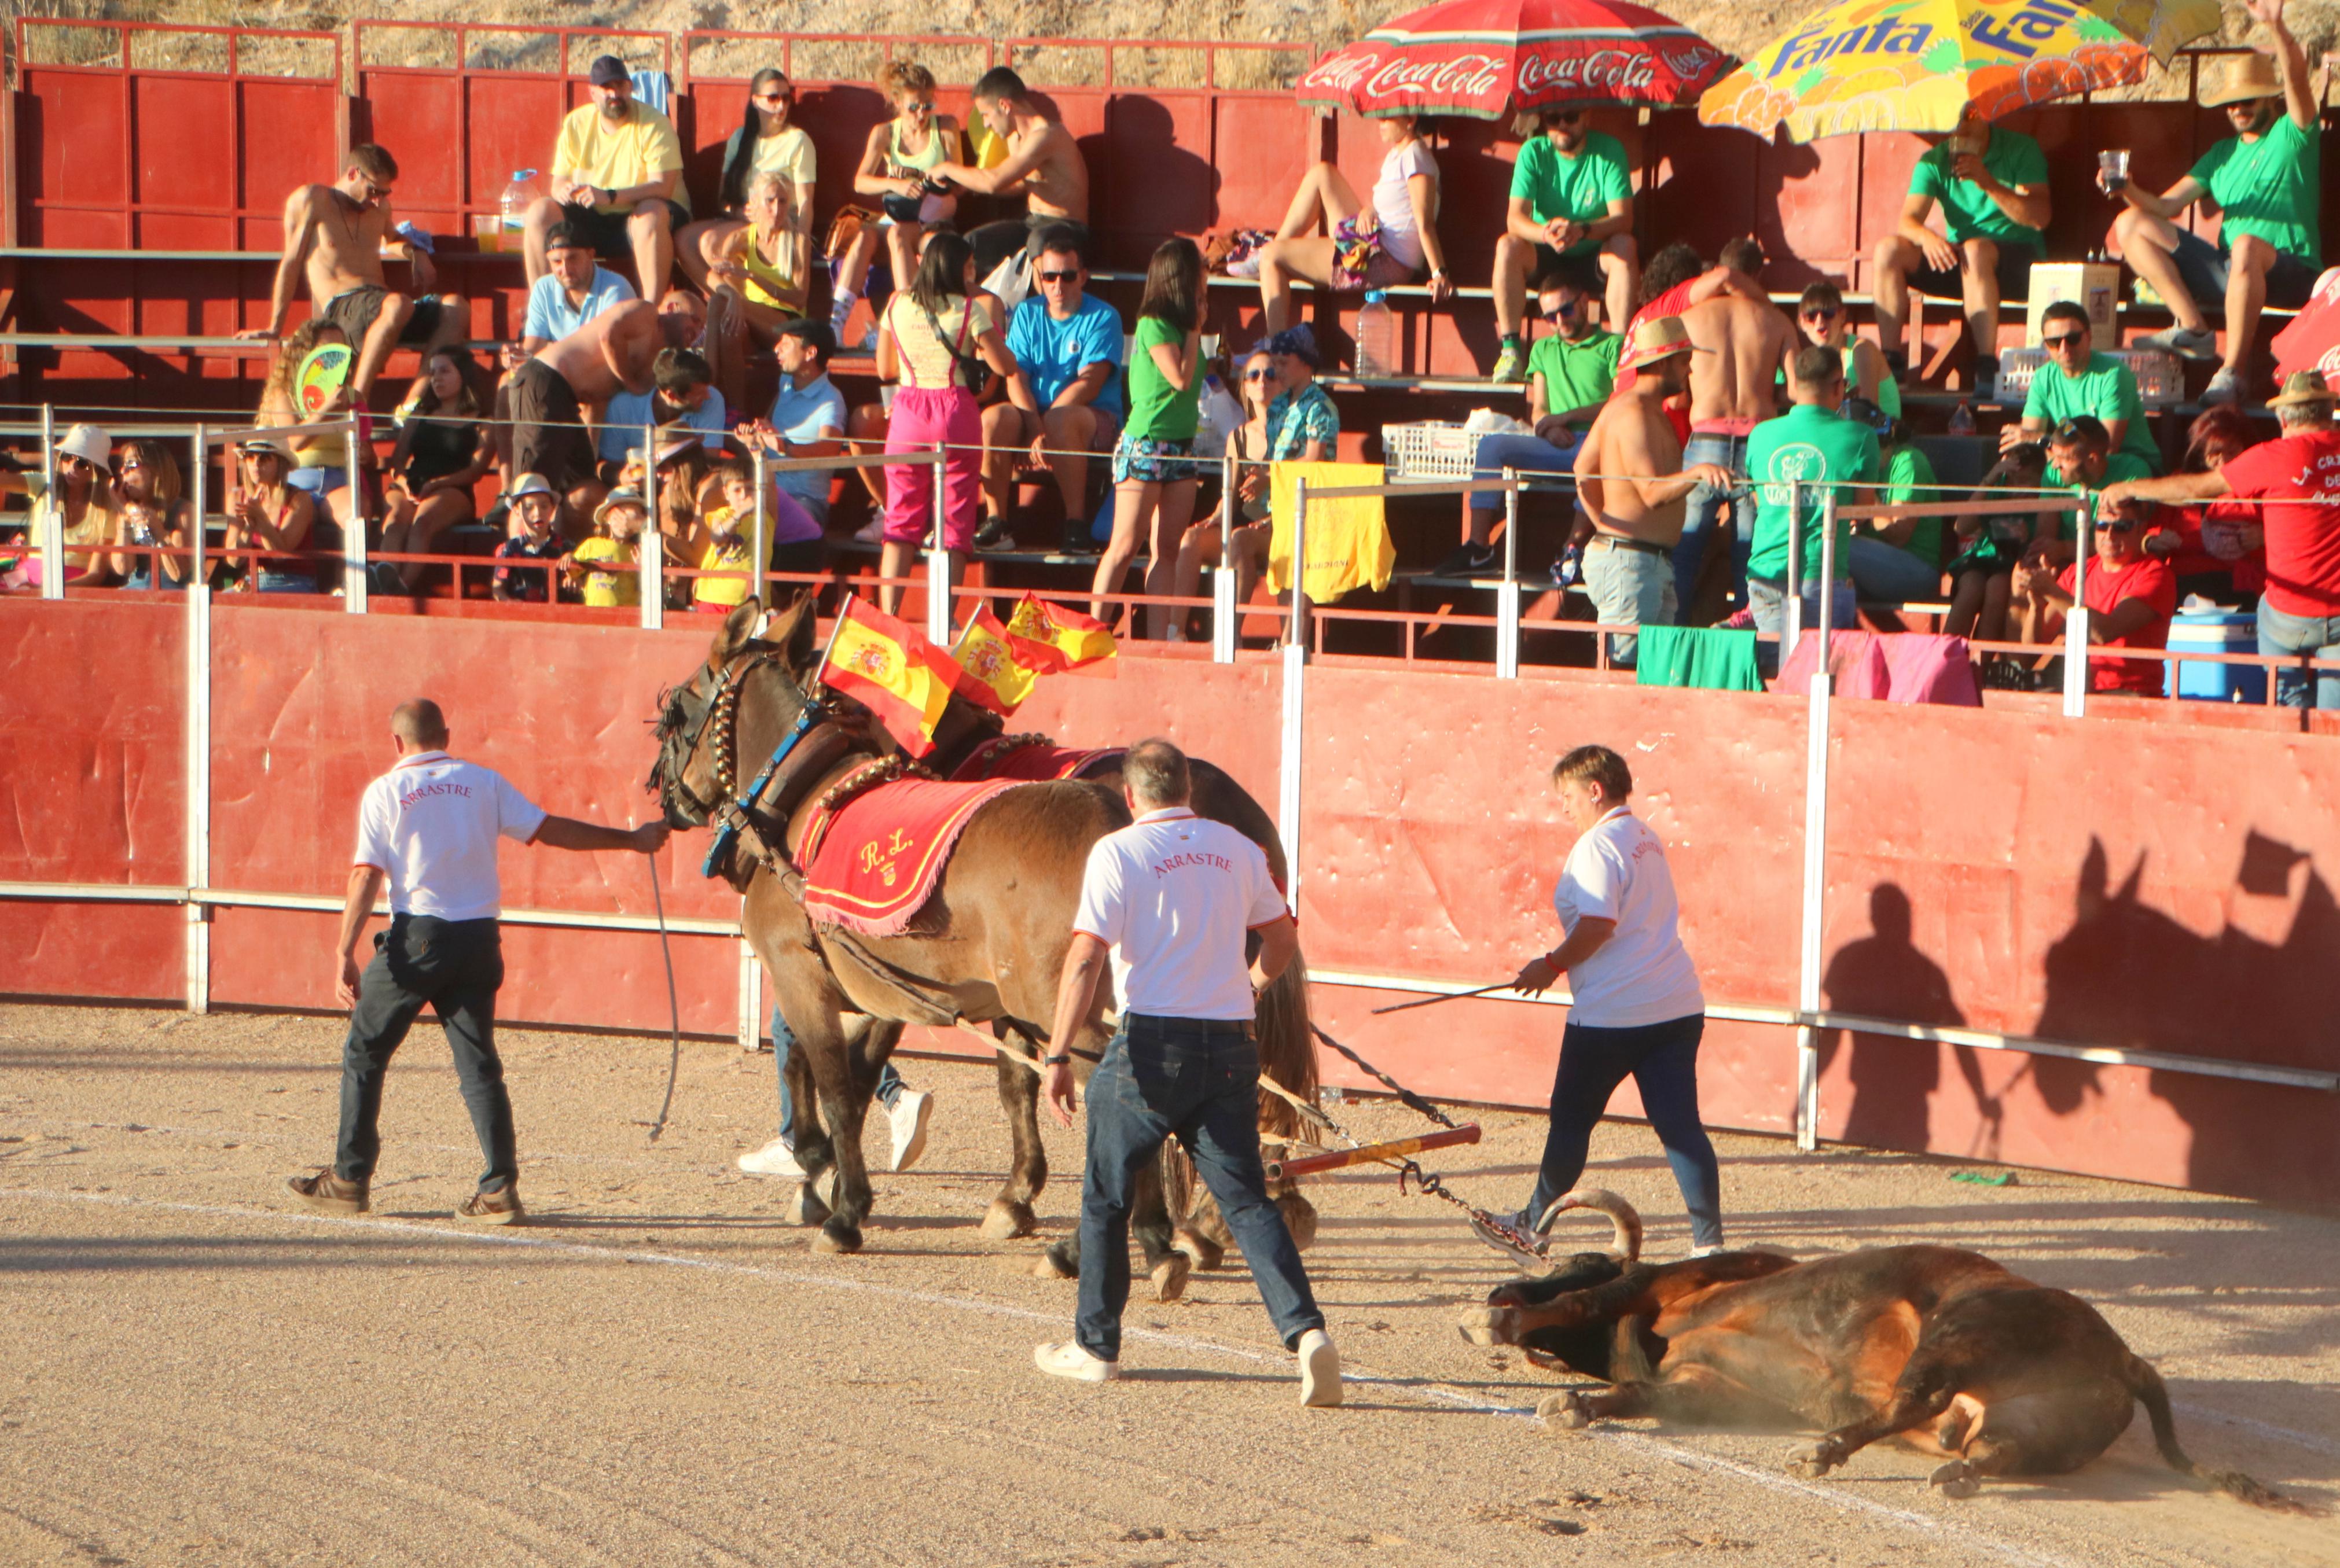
[{"xmin": 54, "ymin": 424, "xmax": 111, "ymax": 468}]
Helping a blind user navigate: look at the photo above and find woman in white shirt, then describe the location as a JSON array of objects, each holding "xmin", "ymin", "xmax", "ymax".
[
  {"xmin": 1254, "ymin": 113, "xmax": 1452, "ymax": 334},
  {"xmin": 679, "ymin": 68, "xmax": 815, "ymax": 295},
  {"xmin": 1508, "ymin": 745, "xmax": 1723, "ymax": 1254}
]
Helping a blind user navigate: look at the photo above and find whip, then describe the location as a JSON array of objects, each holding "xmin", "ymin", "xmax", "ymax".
[
  {"xmin": 1369, "ymin": 981, "xmax": 1516, "ymax": 1015},
  {"xmin": 644, "ymin": 847, "xmax": 682, "ymax": 1143}
]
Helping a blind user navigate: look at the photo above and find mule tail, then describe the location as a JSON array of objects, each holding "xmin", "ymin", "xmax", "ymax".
[
  {"xmin": 2126, "ymin": 1355, "xmax": 2300, "ymax": 1511},
  {"xmin": 1254, "ymin": 944, "xmax": 1320, "ymax": 1142}
]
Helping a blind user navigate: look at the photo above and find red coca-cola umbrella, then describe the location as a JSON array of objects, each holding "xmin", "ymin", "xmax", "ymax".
[{"xmin": 1295, "ymin": 0, "xmax": 1732, "ymax": 120}]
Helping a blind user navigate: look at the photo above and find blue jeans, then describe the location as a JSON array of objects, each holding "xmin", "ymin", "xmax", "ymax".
[
  {"xmin": 1847, "ymin": 534, "xmax": 1944, "ymax": 603},
  {"xmin": 1468, "ymin": 430, "xmax": 1581, "ymax": 514},
  {"xmin": 1076, "ymin": 1015, "xmax": 1323, "ymax": 1361},
  {"xmin": 1527, "ymin": 1013, "xmax": 1722, "ymax": 1251},
  {"xmin": 2256, "ymin": 603, "xmax": 2340, "ymax": 711},
  {"xmin": 1750, "ymin": 575, "xmax": 1858, "ymax": 676},
  {"xmin": 771, "ymin": 1007, "xmax": 902, "ymax": 1146},
  {"xmin": 1678, "ymin": 433, "xmax": 1754, "ymax": 613}
]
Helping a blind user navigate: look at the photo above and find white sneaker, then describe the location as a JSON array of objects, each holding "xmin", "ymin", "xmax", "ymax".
[
  {"xmin": 1034, "ymin": 1341, "xmax": 1118, "ymax": 1382},
  {"xmin": 887, "ymin": 1089, "xmax": 934, "ymax": 1172},
  {"xmin": 1297, "ymin": 1327, "xmax": 1342, "ymax": 1408},
  {"xmin": 1691, "ymin": 1243, "xmax": 1728, "ymax": 1258},
  {"xmin": 736, "ymin": 1137, "xmax": 806, "ymax": 1177},
  {"xmin": 853, "ymin": 518, "xmax": 883, "ymax": 544}
]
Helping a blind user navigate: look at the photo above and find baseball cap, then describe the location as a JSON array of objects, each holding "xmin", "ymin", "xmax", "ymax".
[{"xmin": 587, "ymin": 55, "xmax": 631, "ymax": 87}]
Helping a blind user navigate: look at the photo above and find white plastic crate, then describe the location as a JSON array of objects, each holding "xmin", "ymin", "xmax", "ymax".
[
  {"xmin": 1382, "ymin": 421, "xmax": 1487, "ymax": 483},
  {"xmin": 1993, "ymin": 347, "xmax": 2183, "ymax": 409}
]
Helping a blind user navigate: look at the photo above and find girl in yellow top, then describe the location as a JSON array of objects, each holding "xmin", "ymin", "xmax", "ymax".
[
  {"xmin": 680, "ymin": 68, "xmax": 815, "ymax": 294},
  {"xmin": 27, "ymin": 423, "xmax": 122, "ymax": 587},
  {"xmin": 834, "ymin": 62, "xmax": 965, "ymax": 342},
  {"xmin": 702, "ymin": 172, "xmax": 807, "ymax": 416}
]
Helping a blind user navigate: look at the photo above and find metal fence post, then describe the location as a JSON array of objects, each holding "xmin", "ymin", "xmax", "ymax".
[
  {"xmin": 638, "ymin": 417, "xmax": 663, "ymax": 630},
  {"xmin": 1814, "ymin": 486, "xmax": 1838, "ymax": 652},
  {"xmin": 37, "ymin": 402, "xmax": 61, "ymax": 599},
  {"xmin": 185, "ymin": 422, "xmax": 211, "ymax": 1014},
  {"xmin": 342, "ymin": 419, "xmax": 368, "ymax": 612},
  {"xmin": 1782, "ymin": 483, "xmax": 1803, "ymax": 664},
  {"xmin": 750, "ymin": 444, "xmax": 770, "ymax": 604},
  {"xmin": 1277, "ymin": 475, "xmax": 1310, "ymax": 914},
  {"xmin": 1794, "ymin": 486, "xmax": 1838, "ymax": 1151},
  {"xmin": 737, "ymin": 934, "xmax": 763, "ymax": 1053},
  {"xmin": 926, "ymin": 446, "xmax": 952, "ymax": 645},
  {"xmin": 1211, "ymin": 452, "xmax": 1237, "ymax": 662},
  {"xmin": 2063, "ymin": 493, "xmax": 2091, "ymax": 718},
  {"xmin": 1495, "ymin": 470, "xmax": 1521, "ymax": 679}
]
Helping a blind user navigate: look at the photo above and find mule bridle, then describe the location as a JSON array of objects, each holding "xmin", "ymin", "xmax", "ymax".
[{"xmin": 656, "ymin": 645, "xmax": 835, "ymax": 879}]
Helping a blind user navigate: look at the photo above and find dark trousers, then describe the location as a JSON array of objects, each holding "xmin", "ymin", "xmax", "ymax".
[
  {"xmin": 1527, "ymin": 1013, "xmax": 1723, "ymax": 1250},
  {"xmin": 1076, "ymin": 1015, "xmax": 1324, "ymax": 1361},
  {"xmin": 334, "ymin": 915, "xmax": 517, "ymax": 1193}
]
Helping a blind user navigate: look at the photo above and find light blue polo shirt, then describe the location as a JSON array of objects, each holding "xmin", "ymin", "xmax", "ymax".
[
  {"xmin": 766, "ymin": 371, "xmax": 849, "ymax": 508},
  {"xmin": 598, "ymin": 387, "xmax": 729, "ymax": 463},
  {"xmin": 523, "ymin": 266, "xmax": 635, "ymax": 343}
]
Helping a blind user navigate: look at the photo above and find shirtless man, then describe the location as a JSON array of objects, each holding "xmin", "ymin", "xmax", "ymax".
[
  {"xmin": 932, "ymin": 67, "xmax": 1092, "ymax": 280},
  {"xmin": 1671, "ymin": 286, "xmax": 1795, "ymax": 620},
  {"xmin": 240, "ymin": 144, "xmax": 466, "ymax": 404},
  {"xmin": 1574, "ymin": 318, "xmax": 1733, "ymax": 668},
  {"xmin": 509, "ymin": 299, "xmax": 660, "ymax": 530}
]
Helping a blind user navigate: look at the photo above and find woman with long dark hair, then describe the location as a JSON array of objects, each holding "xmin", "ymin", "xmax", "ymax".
[
  {"xmin": 225, "ymin": 436, "xmax": 318, "ymax": 594},
  {"xmin": 875, "ymin": 229, "xmax": 1035, "ymax": 620},
  {"xmin": 377, "ymin": 347, "xmax": 492, "ymax": 591},
  {"xmin": 678, "ymin": 67, "xmax": 814, "ymax": 295},
  {"xmin": 108, "ymin": 439, "xmax": 199, "ymax": 590},
  {"xmin": 1096, "ymin": 238, "xmax": 1203, "ymax": 639}
]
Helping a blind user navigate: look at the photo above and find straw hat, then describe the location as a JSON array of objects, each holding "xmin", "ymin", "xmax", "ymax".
[
  {"xmin": 1629, "ymin": 315, "xmax": 1703, "ymax": 364},
  {"xmin": 2268, "ymin": 370, "xmax": 2336, "ymax": 409},
  {"xmin": 507, "ymin": 471, "xmax": 556, "ymax": 500},
  {"xmin": 2201, "ymin": 51, "xmax": 2280, "ymax": 108},
  {"xmin": 594, "ymin": 487, "xmax": 648, "ymax": 524},
  {"xmin": 236, "ymin": 435, "xmax": 292, "ymax": 462}
]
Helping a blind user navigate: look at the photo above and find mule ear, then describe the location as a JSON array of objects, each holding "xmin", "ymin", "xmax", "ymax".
[
  {"xmin": 708, "ymin": 596, "xmax": 764, "ymax": 672},
  {"xmin": 780, "ymin": 588, "xmax": 820, "ymax": 669}
]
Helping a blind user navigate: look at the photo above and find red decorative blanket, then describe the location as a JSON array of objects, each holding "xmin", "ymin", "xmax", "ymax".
[
  {"xmin": 950, "ymin": 737, "xmax": 1127, "ymax": 783},
  {"xmin": 801, "ymin": 776, "xmax": 1023, "ymax": 936}
]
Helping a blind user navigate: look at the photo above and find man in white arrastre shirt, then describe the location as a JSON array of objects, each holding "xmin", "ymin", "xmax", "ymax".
[
  {"xmin": 286, "ymin": 699, "xmax": 668, "ymax": 1225},
  {"xmin": 1506, "ymin": 744, "xmax": 1722, "ymax": 1254},
  {"xmin": 1032, "ymin": 738, "xmax": 1340, "ymax": 1407}
]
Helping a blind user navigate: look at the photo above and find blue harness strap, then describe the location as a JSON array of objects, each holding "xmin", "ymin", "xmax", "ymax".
[{"xmin": 702, "ymin": 704, "xmax": 819, "ymax": 879}]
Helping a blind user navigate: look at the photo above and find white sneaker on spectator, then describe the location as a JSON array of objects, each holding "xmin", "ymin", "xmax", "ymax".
[
  {"xmin": 737, "ymin": 1137, "xmax": 805, "ymax": 1177},
  {"xmin": 1034, "ymin": 1341, "xmax": 1118, "ymax": 1382},
  {"xmin": 888, "ymin": 1089, "xmax": 934, "ymax": 1172},
  {"xmin": 2201, "ymin": 368, "xmax": 2243, "ymax": 406},
  {"xmin": 1297, "ymin": 1327, "xmax": 1343, "ymax": 1407},
  {"xmin": 854, "ymin": 518, "xmax": 883, "ymax": 544}
]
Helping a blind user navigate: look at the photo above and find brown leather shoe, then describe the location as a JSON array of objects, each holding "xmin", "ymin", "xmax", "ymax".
[
  {"xmin": 286, "ymin": 1168, "xmax": 369, "ymax": 1214},
  {"xmin": 455, "ymin": 1186, "xmax": 524, "ymax": 1226}
]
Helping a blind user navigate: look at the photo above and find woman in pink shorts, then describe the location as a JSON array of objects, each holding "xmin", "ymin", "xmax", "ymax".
[{"xmin": 876, "ymin": 229, "xmax": 1037, "ymax": 620}]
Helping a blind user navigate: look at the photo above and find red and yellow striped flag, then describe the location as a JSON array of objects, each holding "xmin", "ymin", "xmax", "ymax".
[
  {"xmin": 950, "ymin": 606, "xmax": 1045, "ymax": 716},
  {"xmin": 1005, "ymin": 592, "xmax": 1116, "ymax": 673},
  {"xmin": 817, "ymin": 597, "xmax": 964, "ymax": 756}
]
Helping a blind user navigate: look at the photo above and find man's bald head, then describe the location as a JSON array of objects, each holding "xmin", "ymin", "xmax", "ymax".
[{"xmin": 390, "ymin": 700, "xmax": 449, "ymax": 752}]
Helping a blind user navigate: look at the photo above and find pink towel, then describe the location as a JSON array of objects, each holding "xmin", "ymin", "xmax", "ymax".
[{"xmin": 1777, "ymin": 631, "xmax": 1980, "ymax": 706}]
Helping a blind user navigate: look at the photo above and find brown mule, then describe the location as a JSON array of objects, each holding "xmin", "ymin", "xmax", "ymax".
[{"xmin": 650, "ymin": 596, "xmax": 1318, "ymax": 1273}]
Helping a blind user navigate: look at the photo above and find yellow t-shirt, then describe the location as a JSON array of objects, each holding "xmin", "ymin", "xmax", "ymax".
[
  {"xmin": 554, "ymin": 101, "xmax": 689, "ymax": 216},
  {"xmin": 572, "ymin": 535, "xmax": 639, "ymax": 607},
  {"xmin": 751, "ymin": 124, "xmax": 817, "ymax": 193},
  {"xmin": 691, "ymin": 524, "xmax": 755, "ymax": 608}
]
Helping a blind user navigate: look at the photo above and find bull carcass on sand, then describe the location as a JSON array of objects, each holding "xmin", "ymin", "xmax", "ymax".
[{"xmin": 1460, "ymin": 1189, "xmax": 2294, "ymax": 1508}]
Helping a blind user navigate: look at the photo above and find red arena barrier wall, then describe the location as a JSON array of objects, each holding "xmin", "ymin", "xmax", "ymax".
[{"xmin": 5, "ymin": 598, "xmax": 2338, "ymax": 1208}]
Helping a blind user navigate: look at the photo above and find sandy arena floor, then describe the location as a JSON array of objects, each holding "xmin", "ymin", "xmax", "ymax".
[{"xmin": 1, "ymin": 1000, "xmax": 2334, "ymax": 1567}]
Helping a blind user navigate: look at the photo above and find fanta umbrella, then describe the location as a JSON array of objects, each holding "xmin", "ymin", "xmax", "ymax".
[
  {"xmin": 1696, "ymin": 0, "xmax": 2223, "ymax": 141},
  {"xmin": 1295, "ymin": 0, "xmax": 1734, "ymax": 120}
]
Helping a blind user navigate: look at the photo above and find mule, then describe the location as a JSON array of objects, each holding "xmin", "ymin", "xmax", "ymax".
[{"xmin": 650, "ymin": 596, "xmax": 1318, "ymax": 1279}]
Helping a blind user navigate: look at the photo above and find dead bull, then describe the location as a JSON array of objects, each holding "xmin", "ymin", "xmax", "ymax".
[{"xmin": 1459, "ymin": 1190, "xmax": 2291, "ymax": 1507}]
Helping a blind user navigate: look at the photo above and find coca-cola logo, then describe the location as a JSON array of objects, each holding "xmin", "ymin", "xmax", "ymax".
[
  {"xmin": 1301, "ymin": 47, "xmax": 1505, "ymax": 100},
  {"xmin": 1517, "ymin": 47, "xmax": 1659, "ymax": 93}
]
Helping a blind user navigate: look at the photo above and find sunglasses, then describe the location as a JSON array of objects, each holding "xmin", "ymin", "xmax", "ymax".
[
  {"xmin": 755, "ymin": 93, "xmax": 792, "ymax": 106},
  {"xmin": 2094, "ymin": 518, "xmax": 2140, "ymax": 532},
  {"xmin": 1037, "ymin": 270, "xmax": 1079, "ymax": 284},
  {"xmin": 1551, "ymin": 110, "xmax": 1584, "ymax": 123},
  {"xmin": 1803, "ymin": 307, "xmax": 1840, "ymax": 322},
  {"xmin": 1243, "ymin": 368, "xmax": 1276, "ymax": 382},
  {"xmin": 2042, "ymin": 332, "xmax": 2088, "ymax": 349},
  {"xmin": 1542, "ymin": 299, "xmax": 1579, "ymax": 318}
]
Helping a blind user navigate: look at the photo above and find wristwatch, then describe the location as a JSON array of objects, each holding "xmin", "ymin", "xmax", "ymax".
[{"xmin": 1041, "ymin": 1052, "xmax": 1070, "ymax": 1068}]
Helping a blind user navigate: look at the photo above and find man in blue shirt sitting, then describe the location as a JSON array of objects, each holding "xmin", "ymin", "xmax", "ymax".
[
  {"xmin": 980, "ymin": 224, "xmax": 1124, "ymax": 554},
  {"xmin": 752, "ymin": 319, "xmax": 849, "ymax": 529}
]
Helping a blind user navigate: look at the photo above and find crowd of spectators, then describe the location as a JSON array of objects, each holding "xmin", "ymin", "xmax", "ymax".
[{"xmin": 12, "ymin": 12, "xmax": 2338, "ymax": 711}]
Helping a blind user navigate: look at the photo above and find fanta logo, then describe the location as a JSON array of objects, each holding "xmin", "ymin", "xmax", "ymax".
[
  {"xmin": 1967, "ymin": 2, "xmax": 2080, "ymax": 60},
  {"xmin": 1769, "ymin": 17, "xmax": 1934, "ymax": 77}
]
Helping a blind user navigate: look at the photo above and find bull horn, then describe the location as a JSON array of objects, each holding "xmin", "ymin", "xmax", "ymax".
[{"xmin": 1537, "ymin": 1187, "xmax": 1643, "ymax": 1261}]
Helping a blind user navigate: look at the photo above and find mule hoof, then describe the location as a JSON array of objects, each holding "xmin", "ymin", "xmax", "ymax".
[
  {"xmin": 813, "ymin": 1220, "xmax": 863, "ymax": 1255},
  {"xmin": 1032, "ymin": 1248, "xmax": 1078, "ymax": 1281},
  {"xmin": 1151, "ymin": 1253, "xmax": 1191, "ymax": 1302},
  {"xmin": 980, "ymin": 1199, "xmax": 1037, "ymax": 1241},
  {"xmin": 783, "ymin": 1181, "xmax": 832, "ymax": 1228},
  {"xmin": 1456, "ymin": 1306, "xmax": 1512, "ymax": 1348},
  {"xmin": 1535, "ymin": 1392, "xmax": 1593, "ymax": 1430},
  {"xmin": 1786, "ymin": 1441, "xmax": 1839, "ymax": 1481},
  {"xmin": 1928, "ymin": 1461, "xmax": 1981, "ymax": 1500},
  {"xmin": 1171, "ymin": 1227, "xmax": 1224, "ymax": 1272}
]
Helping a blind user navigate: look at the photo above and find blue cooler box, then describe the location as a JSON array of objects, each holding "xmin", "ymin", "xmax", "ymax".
[{"xmin": 2165, "ymin": 610, "xmax": 2266, "ymax": 704}]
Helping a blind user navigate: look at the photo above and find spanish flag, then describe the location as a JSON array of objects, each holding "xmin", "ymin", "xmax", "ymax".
[
  {"xmin": 950, "ymin": 606, "xmax": 1044, "ymax": 716},
  {"xmin": 1005, "ymin": 592, "xmax": 1117, "ymax": 673},
  {"xmin": 818, "ymin": 597, "xmax": 964, "ymax": 757}
]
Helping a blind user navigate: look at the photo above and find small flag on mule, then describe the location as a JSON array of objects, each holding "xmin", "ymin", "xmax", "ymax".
[
  {"xmin": 1005, "ymin": 592, "xmax": 1116, "ymax": 672},
  {"xmin": 818, "ymin": 595, "xmax": 965, "ymax": 756},
  {"xmin": 950, "ymin": 606, "xmax": 1044, "ymax": 716}
]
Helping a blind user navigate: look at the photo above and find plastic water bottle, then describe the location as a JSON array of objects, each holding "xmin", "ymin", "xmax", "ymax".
[
  {"xmin": 496, "ymin": 169, "xmax": 545, "ymax": 249},
  {"xmin": 1354, "ymin": 289, "xmax": 1395, "ymax": 379},
  {"xmin": 1948, "ymin": 398, "xmax": 1976, "ymax": 436}
]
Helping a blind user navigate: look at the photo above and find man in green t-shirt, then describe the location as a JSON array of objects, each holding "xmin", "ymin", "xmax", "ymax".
[
  {"xmin": 1871, "ymin": 106, "xmax": 2050, "ymax": 382},
  {"xmin": 2110, "ymin": 0, "xmax": 2321, "ymax": 405},
  {"xmin": 1746, "ymin": 346, "xmax": 1880, "ymax": 655},
  {"xmin": 1442, "ymin": 277, "xmax": 1619, "ymax": 577},
  {"xmin": 1489, "ymin": 108, "xmax": 1636, "ymax": 385},
  {"xmin": 2003, "ymin": 300, "xmax": 2162, "ymax": 474},
  {"xmin": 2030, "ymin": 415, "xmax": 2151, "ymax": 568}
]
